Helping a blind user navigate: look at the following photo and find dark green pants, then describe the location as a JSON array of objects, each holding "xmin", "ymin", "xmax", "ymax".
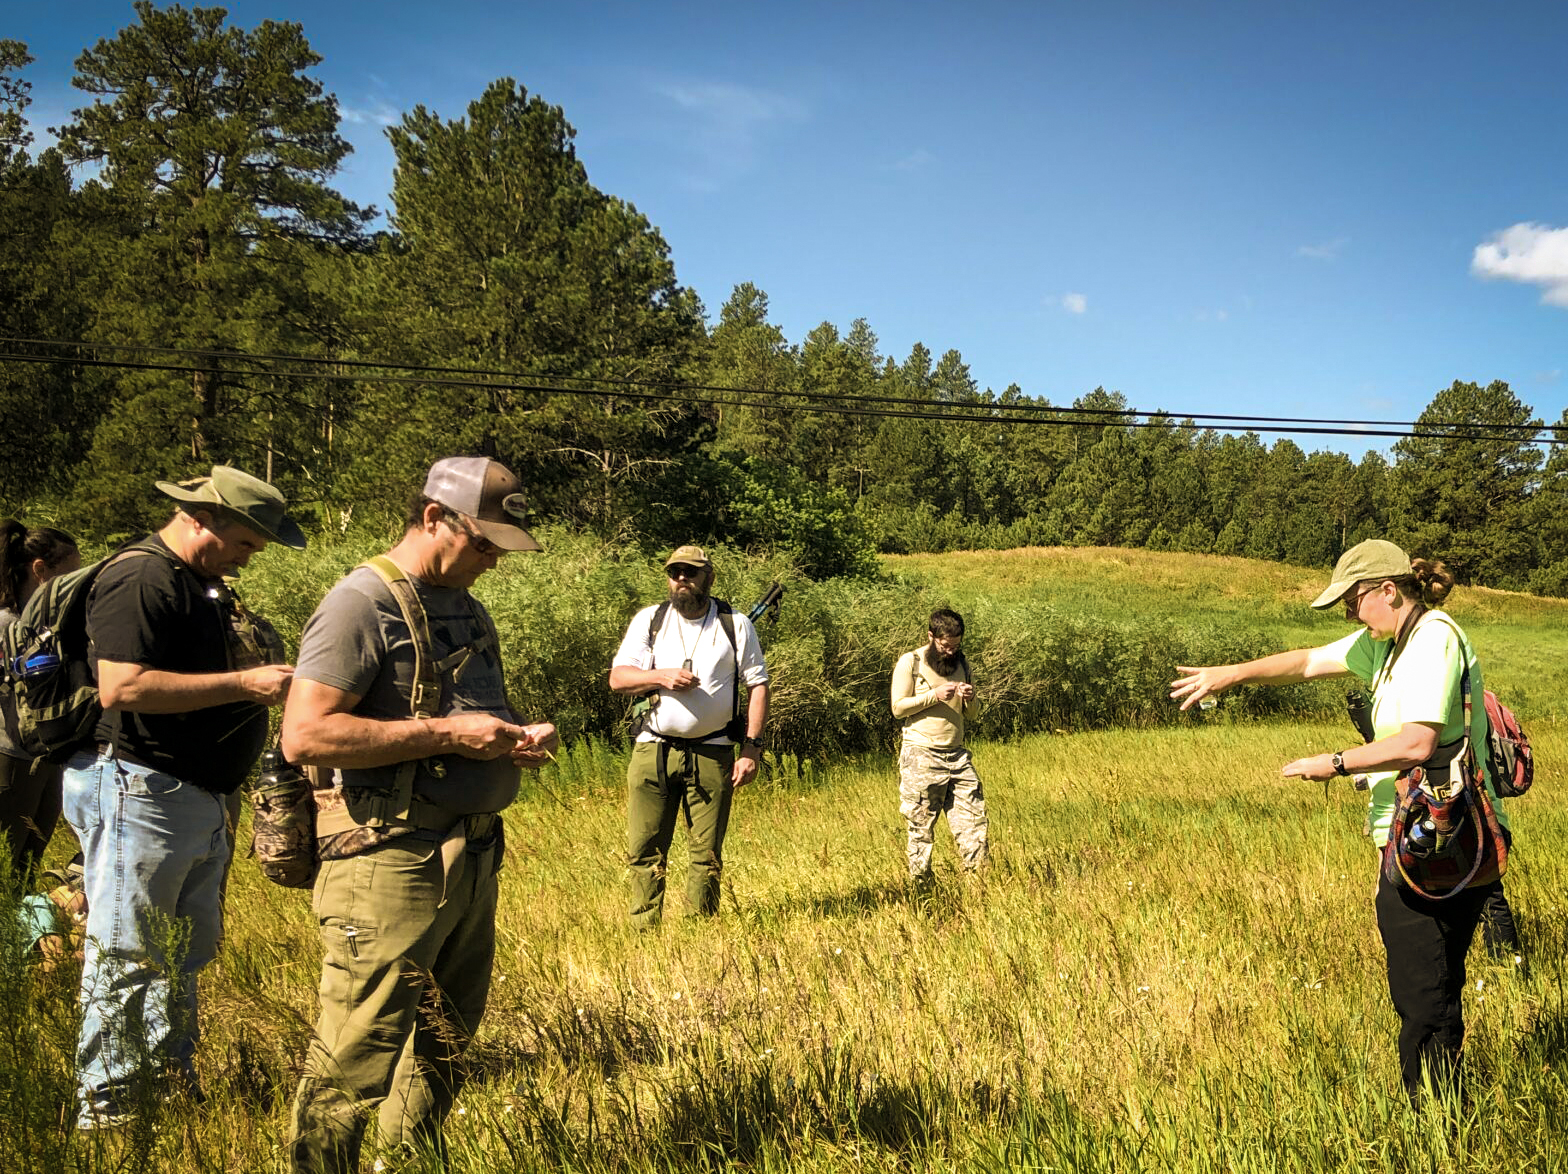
[{"xmin": 626, "ymin": 740, "xmax": 734, "ymax": 927}]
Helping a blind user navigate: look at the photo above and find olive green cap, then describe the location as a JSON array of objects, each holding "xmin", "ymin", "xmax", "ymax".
[
  {"xmin": 1310, "ymin": 539, "xmax": 1411, "ymax": 609},
  {"xmin": 156, "ymin": 466, "xmax": 306, "ymax": 550}
]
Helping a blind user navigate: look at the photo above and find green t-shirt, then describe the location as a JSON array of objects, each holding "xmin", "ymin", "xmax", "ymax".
[{"xmin": 1320, "ymin": 610, "xmax": 1508, "ymax": 847}]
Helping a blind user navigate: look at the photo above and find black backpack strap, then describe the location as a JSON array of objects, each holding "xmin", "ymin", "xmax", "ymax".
[
  {"xmin": 715, "ymin": 600, "xmax": 740, "ymax": 733},
  {"xmin": 645, "ymin": 601, "xmax": 671, "ymax": 668}
]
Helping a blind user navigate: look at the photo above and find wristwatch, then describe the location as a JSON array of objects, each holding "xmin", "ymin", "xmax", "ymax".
[
  {"xmin": 742, "ymin": 735, "xmax": 766, "ymax": 751},
  {"xmin": 1331, "ymin": 751, "xmax": 1349, "ymax": 776}
]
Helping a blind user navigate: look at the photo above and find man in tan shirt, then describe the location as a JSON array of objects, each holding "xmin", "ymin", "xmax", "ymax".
[{"xmin": 890, "ymin": 608, "xmax": 987, "ymax": 881}]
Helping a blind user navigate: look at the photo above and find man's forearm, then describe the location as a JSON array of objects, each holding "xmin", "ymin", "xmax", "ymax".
[
  {"xmin": 283, "ymin": 711, "xmax": 466, "ymax": 769},
  {"xmin": 609, "ymin": 665, "xmax": 660, "ymax": 695},
  {"xmin": 746, "ymin": 683, "xmax": 770, "ymax": 738},
  {"xmin": 99, "ymin": 666, "xmax": 256, "ymax": 714}
]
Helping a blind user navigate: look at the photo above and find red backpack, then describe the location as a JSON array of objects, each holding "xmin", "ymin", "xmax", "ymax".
[
  {"xmin": 1480, "ymin": 689, "xmax": 1533, "ymax": 798},
  {"xmin": 1421, "ymin": 614, "xmax": 1533, "ymax": 799}
]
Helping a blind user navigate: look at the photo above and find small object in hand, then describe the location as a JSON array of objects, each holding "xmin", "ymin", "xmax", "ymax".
[
  {"xmin": 1198, "ymin": 696, "xmax": 1217, "ymax": 712},
  {"xmin": 682, "ymin": 657, "xmax": 694, "ymax": 672},
  {"xmin": 1351, "ymin": 774, "xmax": 1371, "ymax": 791}
]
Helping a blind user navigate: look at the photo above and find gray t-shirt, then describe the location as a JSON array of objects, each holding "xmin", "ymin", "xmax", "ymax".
[{"xmin": 294, "ymin": 565, "xmax": 520, "ymax": 815}]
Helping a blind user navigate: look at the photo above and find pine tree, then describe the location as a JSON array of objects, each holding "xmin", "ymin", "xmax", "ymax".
[{"xmin": 54, "ymin": 2, "xmax": 369, "ymax": 531}]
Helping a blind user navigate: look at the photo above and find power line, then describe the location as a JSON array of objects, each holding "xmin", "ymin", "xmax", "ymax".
[
  {"xmin": 1, "ymin": 341, "xmax": 1561, "ymax": 447},
  {"xmin": 6, "ymin": 334, "xmax": 1563, "ymax": 439}
]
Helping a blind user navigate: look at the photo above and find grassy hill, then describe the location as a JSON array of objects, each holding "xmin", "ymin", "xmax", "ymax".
[{"xmin": 10, "ymin": 545, "xmax": 1566, "ymax": 1171}]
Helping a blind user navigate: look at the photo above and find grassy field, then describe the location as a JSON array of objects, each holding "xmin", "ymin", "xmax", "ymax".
[
  {"xmin": 891, "ymin": 547, "xmax": 1568, "ymax": 721},
  {"xmin": 6, "ymin": 547, "xmax": 1567, "ymax": 1172}
]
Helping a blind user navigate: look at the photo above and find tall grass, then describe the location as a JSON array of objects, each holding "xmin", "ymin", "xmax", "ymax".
[
  {"xmin": 7, "ymin": 718, "xmax": 1563, "ymax": 1171},
  {"xmin": 6, "ymin": 544, "xmax": 1564, "ymax": 1170}
]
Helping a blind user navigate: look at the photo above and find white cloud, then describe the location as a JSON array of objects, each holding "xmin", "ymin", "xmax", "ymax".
[
  {"xmin": 1195, "ymin": 308, "xmax": 1229, "ymax": 323},
  {"xmin": 339, "ymin": 101, "xmax": 399, "ymax": 128},
  {"xmin": 1472, "ymin": 222, "xmax": 1568, "ymax": 307},
  {"xmin": 1297, "ymin": 237, "xmax": 1348, "ymax": 260},
  {"xmin": 651, "ymin": 79, "xmax": 805, "ymax": 189},
  {"xmin": 1060, "ymin": 292, "xmax": 1087, "ymax": 314},
  {"xmin": 893, "ymin": 148, "xmax": 934, "ymax": 172}
]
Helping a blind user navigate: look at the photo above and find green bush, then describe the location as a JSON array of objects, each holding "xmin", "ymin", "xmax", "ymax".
[{"xmin": 235, "ymin": 532, "xmax": 1341, "ymax": 760}]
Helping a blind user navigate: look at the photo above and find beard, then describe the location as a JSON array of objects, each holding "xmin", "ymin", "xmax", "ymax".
[
  {"xmin": 669, "ymin": 583, "xmax": 711, "ymax": 620},
  {"xmin": 927, "ymin": 645, "xmax": 962, "ymax": 677}
]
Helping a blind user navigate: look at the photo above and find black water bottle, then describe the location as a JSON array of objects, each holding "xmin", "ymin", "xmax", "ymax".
[
  {"xmin": 255, "ymin": 747, "xmax": 307, "ymax": 797},
  {"xmin": 1405, "ymin": 816, "xmax": 1438, "ymax": 858}
]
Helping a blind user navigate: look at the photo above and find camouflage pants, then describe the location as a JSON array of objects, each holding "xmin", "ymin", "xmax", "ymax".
[{"xmin": 898, "ymin": 744, "xmax": 988, "ymax": 878}]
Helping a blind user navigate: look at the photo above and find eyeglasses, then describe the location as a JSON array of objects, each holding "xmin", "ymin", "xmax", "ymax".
[
  {"xmin": 1343, "ymin": 583, "xmax": 1380, "ymax": 619},
  {"xmin": 449, "ymin": 514, "xmax": 503, "ymax": 558},
  {"xmin": 667, "ymin": 564, "xmax": 703, "ymax": 581}
]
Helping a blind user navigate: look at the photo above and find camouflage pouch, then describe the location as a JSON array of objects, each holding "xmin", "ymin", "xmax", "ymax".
[{"xmin": 249, "ymin": 748, "xmax": 322, "ymax": 888}]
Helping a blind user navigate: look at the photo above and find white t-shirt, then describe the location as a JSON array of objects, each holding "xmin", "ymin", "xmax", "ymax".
[{"xmin": 612, "ymin": 600, "xmax": 769, "ymax": 742}]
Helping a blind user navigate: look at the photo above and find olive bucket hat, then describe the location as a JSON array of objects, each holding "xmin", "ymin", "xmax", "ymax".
[
  {"xmin": 1310, "ymin": 539, "xmax": 1411, "ymax": 609},
  {"xmin": 156, "ymin": 466, "xmax": 307, "ymax": 550}
]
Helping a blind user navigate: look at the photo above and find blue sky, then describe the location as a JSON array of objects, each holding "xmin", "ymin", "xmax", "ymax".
[{"xmin": 11, "ymin": 1, "xmax": 1567, "ymax": 457}]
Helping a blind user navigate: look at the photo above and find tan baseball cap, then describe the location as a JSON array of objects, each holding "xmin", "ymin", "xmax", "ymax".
[
  {"xmin": 664, "ymin": 544, "xmax": 712, "ymax": 570},
  {"xmin": 156, "ymin": 466, "xmax": 307, "ymax": 550},
  {"xmin": 423, "ymin": 457, "xmax": 542, "ymax": 552},
  {"xmin": 1310, "ymin": 539, "xmax": 1412, "ymax": 609}
]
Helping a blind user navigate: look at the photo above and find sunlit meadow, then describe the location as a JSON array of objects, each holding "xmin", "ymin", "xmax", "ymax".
[{"xmin": 4, "ymin": 547, "xmax": 1565, "ymax": 1172}]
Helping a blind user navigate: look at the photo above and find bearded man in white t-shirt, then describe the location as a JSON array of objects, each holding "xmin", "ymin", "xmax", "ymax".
[{"xmin": 609, "ymin": 545, "xmax": 770, "ymax": 928}]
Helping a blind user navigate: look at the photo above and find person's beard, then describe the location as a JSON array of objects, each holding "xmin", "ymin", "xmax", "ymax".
[
  {"xmin": 669, "ymin": 582, "xmax": 710, "ymax": 620},
  {"xmin": 927, "ymin": 644, "xmax": 961, "ymax": 677}
]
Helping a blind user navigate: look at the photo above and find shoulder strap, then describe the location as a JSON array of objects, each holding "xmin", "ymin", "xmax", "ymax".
[
  {"xmin": 645, "ymin": 601, "xmax": 671, "ymax": 669},
  {"xmin": 362, "ymin": 555, "xmax": 439, "ymax": 720},
  {"xmin": 358, "ymin": 555, "xmax": 438, "ymax": 827},
  {"xmin": 715, "ymin": 600, "xmax": 739, "ymax": 727}
]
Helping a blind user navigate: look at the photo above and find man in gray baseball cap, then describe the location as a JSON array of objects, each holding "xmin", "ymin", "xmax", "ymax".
[
  {"xmin": 284, "ymin": 455, "xmax": 556, "ymax": 1171},
  {"xmin": 421, "ymin": 455, "xmax": 541, "ymax": 553}
]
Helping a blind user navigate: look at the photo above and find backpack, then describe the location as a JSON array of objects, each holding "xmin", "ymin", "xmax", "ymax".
[
  {"xmin": 1421, "ymin": 614, "xmax": 1533, "ymax": 799},
  {"xmin": 0, "ymin": 541, "xmax": 172, "ymax": 763},
  {"xmin": 626, "ymin": 599, "xmax": 744, "ymax": 741},
  {"xmin": 249, "ymin": 555, "xmax": 498, "ymax": 887}
]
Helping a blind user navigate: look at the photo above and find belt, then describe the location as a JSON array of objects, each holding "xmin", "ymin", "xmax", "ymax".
[{"xmin": 648, "ymin": 735, "xmax": 733, "ymax": 828}]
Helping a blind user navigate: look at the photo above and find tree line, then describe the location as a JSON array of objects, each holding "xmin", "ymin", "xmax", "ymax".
[{"xmin": 2, "ymin": 5, "xmax": 1565, "ymax": 592}]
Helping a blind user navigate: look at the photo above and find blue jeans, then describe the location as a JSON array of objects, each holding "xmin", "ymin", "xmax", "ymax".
[{"xmin": 62, "ymin": 748, "xmax": 229, "ymax": 1122}]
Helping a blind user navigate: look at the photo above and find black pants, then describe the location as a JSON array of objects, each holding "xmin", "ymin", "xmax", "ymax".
[
  {"xmin": 1374, "ymin": 873, "xmax": 1495, "ymax": 1104},
  {"xmin": 1480, "ymin": 884, "xmax": 1522, "ymax": 956}
]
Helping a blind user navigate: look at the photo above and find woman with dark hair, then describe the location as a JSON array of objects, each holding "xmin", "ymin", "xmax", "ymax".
[
  {"xmin": 0, "ymin": 520, "xmax": 81, "ymax": 881},
  {"xmin": 1170, "ymin": 538, "xmax": 1510, "ymax": 1106}
]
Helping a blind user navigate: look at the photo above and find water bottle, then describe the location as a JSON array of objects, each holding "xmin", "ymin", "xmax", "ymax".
[
  {"xmin": 1405, "ymin": 816, "xmax": 1439, "ymax": 858},
  {"xmin": 13, "ymin": 651, "xmax": 62, "ymax": 678},
  {"xmin": 255, "ymin": 748, "xmax": 308, "ymax": 802}
]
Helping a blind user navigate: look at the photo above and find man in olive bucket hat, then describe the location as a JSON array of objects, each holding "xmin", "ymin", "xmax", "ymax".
[{"xmin": 63, "ymin": 465, "xmax": 304, "ymax": 1128}]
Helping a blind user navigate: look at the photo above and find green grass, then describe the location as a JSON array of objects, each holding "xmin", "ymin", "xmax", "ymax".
[{"xmin": 7, "ymin": 545, "xmax": 1567, "ymax": 1171}]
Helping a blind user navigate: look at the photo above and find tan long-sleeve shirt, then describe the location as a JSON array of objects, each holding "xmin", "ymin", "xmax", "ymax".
[{"xmin": 891, "ymin": 646, "xmax": 972, "ymax": 749}]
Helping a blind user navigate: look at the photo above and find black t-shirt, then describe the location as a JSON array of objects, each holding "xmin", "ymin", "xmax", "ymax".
[{"xmin": 87, "ymin": 536, "xmax": 267, "ymax": 793}]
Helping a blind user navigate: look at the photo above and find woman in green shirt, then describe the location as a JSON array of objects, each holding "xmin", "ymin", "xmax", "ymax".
[{"xmin": 1171, "ymin": 538, "xmax": 1507, "ymax": 1106}]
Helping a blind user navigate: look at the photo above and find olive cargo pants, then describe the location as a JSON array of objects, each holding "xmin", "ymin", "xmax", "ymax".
[
  {"xmin": 288, "ymin": 828, "xmax": 502, "ymax": 1173},
  {"xmin": 626, "ymin": 740, "xmax": 734, "ymax": 927}
]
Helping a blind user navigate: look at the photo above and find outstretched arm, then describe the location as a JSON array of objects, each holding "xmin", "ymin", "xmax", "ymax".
[{"xmin": 1170, "ymin": 645, "xmax": 1351, "ymax": 711}]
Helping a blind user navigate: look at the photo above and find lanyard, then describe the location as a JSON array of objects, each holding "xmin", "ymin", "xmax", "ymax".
[{"xmin": 674, "ymin": 604, "xmax": 713, "ymax": 669}]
